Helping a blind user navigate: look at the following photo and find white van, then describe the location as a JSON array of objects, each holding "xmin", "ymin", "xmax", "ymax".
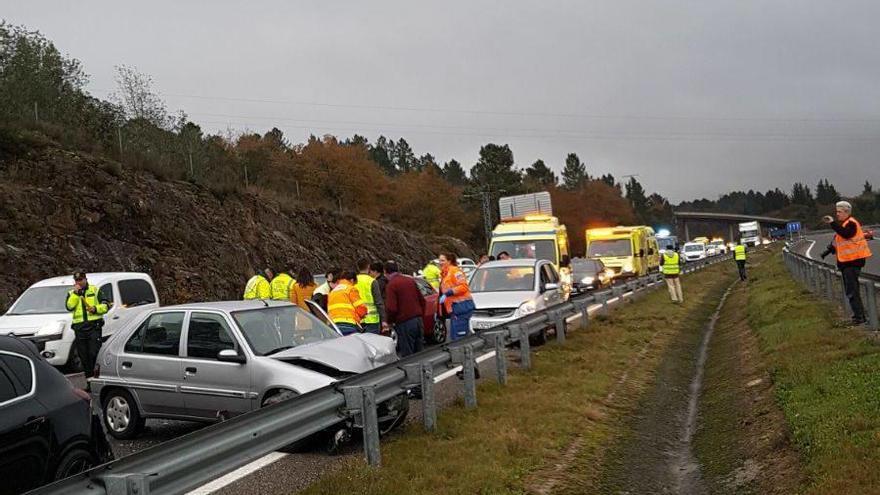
[
  {"xmin": 0, "ymin": 273, "xmax": 159, "ymax": 369},
  {"xmin": 682, "ymin": 242, "xmax": 707, "ymax": 262}
]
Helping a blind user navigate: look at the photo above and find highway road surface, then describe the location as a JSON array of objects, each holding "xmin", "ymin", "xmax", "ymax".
[{"xmin": 795, "ymin": 227, "xmax": 880, "ymax": 276}]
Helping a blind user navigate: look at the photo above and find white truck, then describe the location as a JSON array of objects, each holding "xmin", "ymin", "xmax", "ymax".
[
  {"xmin": 738, "ymin": 221, "xmax": 762, "ymax": 247},
  {"xmin": 0, "ymin": 272, "xmax": 159, "ymax": 369}
]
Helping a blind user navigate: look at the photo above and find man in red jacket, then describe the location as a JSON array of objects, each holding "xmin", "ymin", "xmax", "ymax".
[{"xmin": 384, "ymin": 261, "xmax": 426, "ymax": 357}]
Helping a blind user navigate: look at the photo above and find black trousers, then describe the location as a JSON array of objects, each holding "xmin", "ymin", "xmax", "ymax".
[
  {"xmin": 841, "ymin": 265, "xmax": 866, "ymax": 321},
  {"xmin": 395, "ymin": 317, "xmax": 424, "ymax": 357},
  {"xmin": 736, "ymin": 260, "xmax": 747, "ymax": 280},
  {"xmin": 73, "ymin": 320, "xmax": 103, "ymax": 378}
]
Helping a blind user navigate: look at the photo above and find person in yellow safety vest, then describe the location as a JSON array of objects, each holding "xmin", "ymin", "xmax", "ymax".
[
  {"xmin": 734, "ymin": 243, "xmax": 747, "ymax": 281},
  {"xmin": 823, "ymin": 201, "xmax": 873, "ymax": 326},
  {"xmin": 355, "ymin": 259, "xmax": 386, "ymax": 334},
  {"xmin": 661, "ymin": 249, "xmax": 683, "ymax": 303},
  {"xmin": 422, "ymin": 260, "xmax": 441, "ymax": 290},
  {"xmin": 244, "ymin": 268, "xmax": 273, "ymax": 300},
  {"xmin": 328, "ymin": 270, "xmax": 368, "ymax": 336},
  {"xmin": 66, "ymin": 272, "xmax": 111, "ymax": 380},
  {"xmin": 270, "ymin": 269, "xmax": 295, "ymax": 301}
]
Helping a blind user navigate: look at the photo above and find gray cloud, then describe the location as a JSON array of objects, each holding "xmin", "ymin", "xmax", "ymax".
[{"xmin": 5, "ymin": 0, "xmax": 879, "ymax": 201}]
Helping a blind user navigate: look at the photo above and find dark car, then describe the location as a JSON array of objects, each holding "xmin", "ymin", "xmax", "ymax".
[
  {"xmin": 413, "ymin": 278, "xmax": 447, "ymax": 345},
  {"xmin": 570, "ymin": 258, "xmax": 614, "ymax": 293},
  {"xmin": 0, "ymin": 336, "xmax": 112, "ymax": 495}
]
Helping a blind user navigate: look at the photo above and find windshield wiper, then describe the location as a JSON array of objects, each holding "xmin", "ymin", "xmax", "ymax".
[{"xmin": 264, "ymin": 345, "xmax": 294, "ymax": 356}]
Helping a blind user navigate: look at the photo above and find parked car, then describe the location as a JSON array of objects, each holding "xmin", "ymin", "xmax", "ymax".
[
  {"xmin": 0, "ymin": 273, "xmax": 159, "ymax": 370},
  {"xmin": 706, "ymin": 244, "xmax": 718, "ymax": 257},
  {"xmin": 569, "ymin": 258, "xmax": 614, "ymax": 293},
  {"xmin": 708, "ymin": 240, "xmax": 728, "ymax": 255},
  {"xmin": 413, "ymin": 277, "xmax": 447, "ymax": 345},
  {"xmin": 682, "ymin": 242, "xmax": 707, "ymax": 262},
  {"xmin": 89, "ymin": 300, "xmax": 407, "ymax": 452},
  {"xmin": 467, "ymin": 259, "xmax": 564, "ymax": 344},
  {"xmin": 0, "ymin": 336, "xmax": 112, "ymax": 494}
]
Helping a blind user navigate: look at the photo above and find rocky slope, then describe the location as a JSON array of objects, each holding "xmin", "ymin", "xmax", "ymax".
[{"xmin": 0, "ymin": 146, "xmax": 473, "ymax": 310}]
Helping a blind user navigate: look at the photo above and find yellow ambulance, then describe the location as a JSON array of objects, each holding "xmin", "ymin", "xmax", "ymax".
[
  {"xmin": 489, "ymin": 193, "xmax": 570, "ymax": 267},
  {"xmin": 585, "ymin": 226, "xmax": 660, "ymax": 278}
]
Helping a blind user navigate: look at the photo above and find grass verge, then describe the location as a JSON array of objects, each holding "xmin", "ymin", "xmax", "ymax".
[
  {"xmin": 299, "ymin": 261, "xmax": 736, "ymax": 495},
  {"xmin": 745, "ymin": 252, "xmax": 880, "ymax": 493}
]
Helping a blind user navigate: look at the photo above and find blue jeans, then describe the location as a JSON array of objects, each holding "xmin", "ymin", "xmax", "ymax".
[{"xmin": 336, "ymin": 322, "xmax": 360, "ymax": 336}]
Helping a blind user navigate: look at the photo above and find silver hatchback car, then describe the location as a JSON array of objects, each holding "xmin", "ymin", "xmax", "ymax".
[{"xmin": 90, "ymin": 300, "xmax": 404, "ymax": 441}]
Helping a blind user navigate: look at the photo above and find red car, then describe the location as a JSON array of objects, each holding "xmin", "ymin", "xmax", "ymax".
[{"xmin": 413, "ymin": 278, "xmax": 448, "ymax": 345}]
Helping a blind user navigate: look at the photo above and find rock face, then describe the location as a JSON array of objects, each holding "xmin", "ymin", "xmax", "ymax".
[{"xmin": 0, "ymin": 148, "xmax": 473, "ymax": 310}]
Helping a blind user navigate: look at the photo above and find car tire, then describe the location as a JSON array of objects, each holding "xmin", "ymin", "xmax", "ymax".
[
  {"xmin": 426, "ymin": 318, "xmax": 447, "ymax": 345},
  {"xmin": 53, "ymin": 447, "xmax": 96, "ymax": 481},
  {"xmin": 102, "ymin": 389, "xmax": 145, "ymax": 440}
]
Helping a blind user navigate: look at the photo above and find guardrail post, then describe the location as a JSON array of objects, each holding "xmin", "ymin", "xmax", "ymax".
[
  {"xmin": 840, "ymin": 273, "xmax": 850, "ymax": 314},
  {"xmin": 492, "ymin": 332, "xmax": 508, "ymax": 385},
  {"xmin": 105, "ymin": 474, "xmax": 151, "ymax": 495},
  {"xmin": 825, "ymin": 269, "xmax": 834, "ymax": 301},
  {"xmin": 463, "ymin": 345, "xmax": 477, "ymax": 409},
  {"xmin": 517, "ymin": 324, "xmax": 532, "ymax": 370},
  {"xmin": 601, "ymin": 292, "xmax": 610, "ymax": 315},
  {"xmin": 865, "ymin": 282, "xmax": 879, "ymax": 331},
  {"xmin": 362, "ymin": 386, "xmax": 381, "ymax": 467},
  {"xmin": 555, "ymin": 309, "xmax": 567, "ymax": 344},
  {"xmin": 581, "ymin": 300, "xmax": 591, "ymax": 328},
  {"xmin": 420, "ymin": 363, "xmax": 436, "ymax": 432}
]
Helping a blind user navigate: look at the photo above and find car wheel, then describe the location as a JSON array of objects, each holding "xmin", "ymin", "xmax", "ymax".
[
  {"xmin": 102, "ymin": 389, "xmax": 144, "ymax": 439},
  {"xmin": 261, "ymin": 389, "xmax": 298, "ymax": 407},
  {"xmin": 53, "ymin": 447, "xmax": 96, "ymax": 480},
  {"xmin": 426, "ymin": 318, "xmax": 447, "ymax": 345}
]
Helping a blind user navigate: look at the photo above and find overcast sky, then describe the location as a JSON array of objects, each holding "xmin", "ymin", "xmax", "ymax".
[{"xmin": 5, "ymin": 1, "xmax": 880, "ymax": 202}]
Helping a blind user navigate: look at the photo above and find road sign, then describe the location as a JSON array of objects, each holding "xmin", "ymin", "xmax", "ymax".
[{"xmin": 786, "ymin": 221, "xmax": 802, "ymax": 233}]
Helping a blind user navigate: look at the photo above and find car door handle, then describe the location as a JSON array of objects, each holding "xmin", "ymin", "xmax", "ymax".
[
  {"xmin": 112, "ymin": 315, "xmax": 120, "ymax": 320},
  {"xmin": 121, "ymin": 361, "xmax": 133, "ymax": 369},
  {"xmin": 25, "ymin": 416, "xmax": 46, "ymax": 432},
  {"xmin": 185, "ymin": 367, "xmax": 197, "ymax": 375}
]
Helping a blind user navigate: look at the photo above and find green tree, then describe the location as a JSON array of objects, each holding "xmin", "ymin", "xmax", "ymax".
[
  {"xmin": 441, "ymin": 159, "xmax": 468, "ymax": 186},
  {"xmin": 467, "ymin": 143, "xmax": 523, "ymax": 241},
  {"xmin": 815, "ymin": 178, "xmax": 840, "ymax": 204},
  {"xmin": 791, "ymin": 182, "xmax": 814, "ymax": 206},
  {"xmin": 863, "ymin": 180, "xmax": 873, "ymax": 195},
  {"xmin": 392, "ymin": 137, "xmax": 416, "ymax": 173},
  {"xmin": 625, "ymin": 176, "xmax": 648, "ymax": 218},
  {"xmin": 368, "ymin": 136, "xmax": 395, "ymax": 175},
  {"xmin": 561, "ymin": 153, "xmax": 588, "ymax": 190},
  {"xmin": 524, "ymin": 159, "xmax": 557, "ymax": 189},
  {"xmin": 599, "ymin": 173, "xmax": 616, "ymax": 188}
]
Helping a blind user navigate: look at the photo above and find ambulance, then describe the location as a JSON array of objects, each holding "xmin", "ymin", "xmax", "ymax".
[
  {"xmin": 488, "ymin": 192, "xmax": 570, "ymax": 268},
  {"xmin": 585, "ymin": 226, "xmax": 660, "ymax": 278}
]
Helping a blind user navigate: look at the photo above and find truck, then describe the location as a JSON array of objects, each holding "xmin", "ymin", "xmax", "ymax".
[
  {"xmin": 738, "ymin": 221, "xmax": 762, "ymax": 247},
  {"xmin": 585, "ymin": 225, "xmax": 660, "ymax": 278},
  {"xmin": 0, "ymin": 272, "xmax": 160, "ymax": 369},
  {"xmin": 489, "ymin": 192, "xmax": 570, "ymax": 267}
]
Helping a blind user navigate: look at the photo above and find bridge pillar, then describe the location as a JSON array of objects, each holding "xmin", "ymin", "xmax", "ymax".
[
  {"xmin": 683, "ymin": 221, "xmax": 690, "ymax": 241},
  {"xmin": 728, "ymin": 223, "xmax": 735, "ymax": 242}
]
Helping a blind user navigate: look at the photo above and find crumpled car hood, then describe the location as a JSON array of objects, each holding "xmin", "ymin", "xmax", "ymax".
[{"xmin": 270, "ymin": 333, "xmax": 398, "ymax": 373}]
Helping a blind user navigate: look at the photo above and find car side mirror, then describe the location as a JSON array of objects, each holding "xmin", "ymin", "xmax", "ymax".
[
  {"xmin": 543, "ymin": 283, "xmax": 559, "ymax": 292},
  {"xmin": 217, "ymin": 349, "xmax": 246, "ymax": 364}
]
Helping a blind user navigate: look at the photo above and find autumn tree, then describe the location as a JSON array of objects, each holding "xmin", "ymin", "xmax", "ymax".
[{"xmin": 552, "ymin": 180, "xmax": 637, "ymax": 255}]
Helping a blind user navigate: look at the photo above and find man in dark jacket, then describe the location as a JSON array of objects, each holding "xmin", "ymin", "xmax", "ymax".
[
  {"xmin": 822, "ymin": 201, "xmax": 873, "ymax": 326},
  {"xmin": 384, "ymin": 261, "xmax": 426, "ymax": 357}
]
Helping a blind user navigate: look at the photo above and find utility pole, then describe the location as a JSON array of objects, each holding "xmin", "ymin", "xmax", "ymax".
[
  {"xmin": 34, "ymin": 101, "xmax": 39, "ymax": 123},
  {"xmin": 188, "ymin": 148, "xmax": 194, "ymax": 178},
  {"xmin": 481, "ymin": 191, "xmax": 492, "ymax": 247},
  {"xmin": 117, "ymin": 127, "xmax": 124, "ymax": 163}
]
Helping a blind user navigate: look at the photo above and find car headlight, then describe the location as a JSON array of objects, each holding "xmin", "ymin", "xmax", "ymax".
[
  {"xmin": 35, "ymin": 320, "xmax": 65, "ymax": 338},
  {"xmin": 515, "ymin": 300, "xmax": 538, "ymax": 317},
  {"xmin": 622, "ymin": 263, "xmax": 634, "ymax": 273},
  {"xmin": 604, "ymin": 269, "xmax": 615, "ymax": 278},
  {"xmin": 580, "ymin": 276, "xmax": 594, "ymax": 285}
]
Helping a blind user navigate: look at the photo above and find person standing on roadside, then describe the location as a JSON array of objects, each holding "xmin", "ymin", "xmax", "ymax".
[
  {"xmin": 421, "ymin": 259, "xmax": 442, "ymax": 290},
  {"xmin": 370, "ymin": 261, "xmax": 389, "ymax": 302},
  {"xmin": 244, "ymin": 267, "xmax": 272, "ymax": 300},
  {"xmin": 66, "ymin": 272, "xmax": 111, "ymax": 380},
  {"xmin": 439, "ymin": 253, "xmax": 475, "ymax": 341},
  {"xmin": 662, "ymin": 248, "xmax": 684, "ymax": 303},
  {"xmin": 270, "ymin": 267, "xmax": 295, "ymax": 301},
  {"xmin": 289, "ymin": 267, "xmax": 316, "ymax": 312},
  {"xmin": 311, "ymin": 270, "xmax": 336, "ymax": 311},
  {"xmin": 355, "ymin": 259, "xmax": 386, "ymax": 334},
  {"xmin": 734, "ymin": 241, "xmax": 748, "ymax": 281},
  {"xmin": 384, "ymin": 261, "xmax": 426, "ymax": 356},
  {"xmin": 823, "ymin": 201, "xmax": 873, "ymax": 326}
]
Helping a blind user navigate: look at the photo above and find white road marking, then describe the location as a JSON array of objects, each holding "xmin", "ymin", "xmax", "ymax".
[
  {"xmin": 185, "ymin": 452, "xmax": 289, "ymax": 495},
  {"xmin": 805, "ymin": 240, "xmax": 816, "ymax": 259}
]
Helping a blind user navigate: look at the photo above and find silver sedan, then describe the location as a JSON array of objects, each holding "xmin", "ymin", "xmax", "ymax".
[{"xmin": 90, "ymin": 300, "xmax": 405, "ymax": 444}]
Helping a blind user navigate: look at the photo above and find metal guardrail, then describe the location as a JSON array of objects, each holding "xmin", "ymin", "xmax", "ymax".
[
  {"xmin": 783, "ymin": 245, "xmax": 880, "ymax": 331},
  {"xmin": 30, "ymin": 255, "xmax": 733, "ymax": 495}
]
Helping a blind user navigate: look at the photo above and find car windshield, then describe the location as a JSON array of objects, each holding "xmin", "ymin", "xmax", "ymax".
[
  {"xmin": 469, "ymin": 266, "xmax": 535, "ymax": 293},
  {"xmin": 588, "ymin": 239, "xmax": 632, "ymax": 257},
  {"xmin": 8, "ymin": 286, "xmax": 71, "ymax": 315},
  {"xmin": 232, "ymin": 305, "xmax": 340, "ymax": 356},
  {"xmin": 571, "ymin": 260, "xmax": 601, "ymax": 275},
  {"xmin": 490, "ymin": 240, "xmax": 557, "ymax": 264},
  {"xmin": 684, "ymin": 244, "xmax": 704, "ymax": 252}
]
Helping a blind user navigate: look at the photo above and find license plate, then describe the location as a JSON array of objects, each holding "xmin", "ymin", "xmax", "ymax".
[{"xmin": 471, "ymin": 320, "xmax": 495, "ymax": 330}]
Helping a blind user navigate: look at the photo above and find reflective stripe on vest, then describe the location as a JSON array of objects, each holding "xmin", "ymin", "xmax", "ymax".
[
  {"xmin": 243, "ymin": 275, "xmax": 270, "ymax": 300},
  {"xmin": 835, "ymin": 217, "xmax": 872, "ymax": 263},
  {"xmin": 328, "ymin": 283, "xmax": 364, "ymax": 325},
  {"xmin": 66, "ymin": 285, "xmax": 108, "ymax": 325},
  {"xmin": 270, "ymin": 273, "xmax": 294, "ymax": 301},
  {"xmin": 355, "ymin": 274, "xmax": 379, "ymax": 324},
  {"xmin": 662, "ymin": 253, "xmax": 681, "ymax": 275},
  {"xmin": 734, "ymin": 245, "xmax": 747, "ymax": 261}
]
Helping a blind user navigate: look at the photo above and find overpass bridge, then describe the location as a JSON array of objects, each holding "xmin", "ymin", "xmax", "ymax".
[{"xmin": 673, "ymin": 211, "xmax": 793, "ymax": 241}]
